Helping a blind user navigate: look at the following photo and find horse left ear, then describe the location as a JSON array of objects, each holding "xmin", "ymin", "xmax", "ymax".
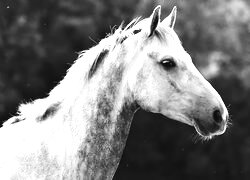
[
  {"xmin": 162, "ymin": 6, "xmax": 177, "ymax": 29},
  {"xmin": 148, "ymin": 5, "xmax": 161, "ymax": 37}
]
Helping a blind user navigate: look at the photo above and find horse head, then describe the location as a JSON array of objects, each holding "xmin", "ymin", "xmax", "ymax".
[{"xmin": 123, "ymin": 6, "xmax": 228, "ymax": 139}]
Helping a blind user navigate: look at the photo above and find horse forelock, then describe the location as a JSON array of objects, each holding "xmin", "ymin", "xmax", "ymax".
[{"xmin": 155, "ymin": 25, "xmax": 182, "ymax": 45}]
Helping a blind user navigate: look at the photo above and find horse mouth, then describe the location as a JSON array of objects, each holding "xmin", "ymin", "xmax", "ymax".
[{"xmin": 191, "ymin": 118, "xmax": 225, "ymax": 139}]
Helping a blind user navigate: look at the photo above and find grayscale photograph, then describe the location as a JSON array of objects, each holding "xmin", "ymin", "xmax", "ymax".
[{"xmin": 0, "ymin": 0, "xmax": 249, "ymax": 179}]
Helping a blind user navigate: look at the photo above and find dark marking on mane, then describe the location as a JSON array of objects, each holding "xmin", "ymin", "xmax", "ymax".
[
  {"xmin": 11, "ymin": 117, "xmax": 22, "ymax": 124},
  {"xmin": 38, "ymin": 102, "xmax": 60, "ymax": 121},
  {"xmin": 88, "ymin": 49, "xmax": 109, "ymax": 79},
  {"xmin": 119, "ymin": 36, "xmax": 128, "ymax": 44},
  {"xmin": 133, "ymin": 29, "xmax": 141, "ymax": 34},
  {"xmin": 119, "ymin": 29, "xmax": 142, "ymax": 44},
  {"xmin": 4, "ymin": 116, "xmax": 24, "ymax": 126}
]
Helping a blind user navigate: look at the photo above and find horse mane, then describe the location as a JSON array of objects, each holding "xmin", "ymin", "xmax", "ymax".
[{"xmin": 2, "ymin": 17, "xmax": 144, "ymax": 127}]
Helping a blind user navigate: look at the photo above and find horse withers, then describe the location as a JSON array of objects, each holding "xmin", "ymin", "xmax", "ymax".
[{"xmin": 0, "ymin": 6, "xmax": 228, "ymax": 180}]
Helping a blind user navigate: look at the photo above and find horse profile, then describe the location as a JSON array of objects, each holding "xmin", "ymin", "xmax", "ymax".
[{"xmin": 0, "ymin": 6, "xmax": 228, "ymax": 180}]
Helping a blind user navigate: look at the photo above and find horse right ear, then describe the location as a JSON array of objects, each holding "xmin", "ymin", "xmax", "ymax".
[{"xmin": 148, "ymin": 5, "xmax": 161, "ymax": 37}]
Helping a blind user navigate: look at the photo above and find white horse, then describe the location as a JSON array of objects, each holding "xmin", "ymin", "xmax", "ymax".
[{"xmin": 0, "ymin": 6, "xmax": 228, "ymax": 180}]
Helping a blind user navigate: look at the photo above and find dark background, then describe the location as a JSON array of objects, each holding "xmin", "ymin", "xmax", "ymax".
[{"xmin": 1, "ymin": 0, "xmax": 250, "ymax": 179}]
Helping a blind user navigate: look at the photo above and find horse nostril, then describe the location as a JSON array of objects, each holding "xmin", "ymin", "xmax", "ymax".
[{"xmin": 213, "ymin": 109, "xmax": 223, "ymax": 124}]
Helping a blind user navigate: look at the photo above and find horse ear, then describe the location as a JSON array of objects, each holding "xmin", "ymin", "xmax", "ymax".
[
  {"xmin": 162, "ymin": 6, "xmax": 177, "ymax": 29},
  {"xmin": 148, "ymin": 5, "xmax": 161, "ymax": 37}
]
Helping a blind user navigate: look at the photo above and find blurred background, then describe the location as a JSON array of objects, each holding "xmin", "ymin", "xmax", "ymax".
[{"xmin": 0, "ymin": 0, "xmax": 250, "ymax": 179}]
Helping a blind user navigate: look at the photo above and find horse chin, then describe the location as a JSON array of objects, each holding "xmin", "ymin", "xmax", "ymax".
[{"xmin": 161, "ymin": 113, "xmax": 219, "ymax": 140}]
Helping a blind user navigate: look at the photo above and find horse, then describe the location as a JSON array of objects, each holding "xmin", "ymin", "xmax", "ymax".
[{"xmin": 0, "ymin": 6, "xmax": 228, "ymax": 180}]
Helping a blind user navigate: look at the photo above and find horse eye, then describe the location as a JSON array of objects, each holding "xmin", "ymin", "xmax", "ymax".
[{"xmin": 161, "ymin": 58, "xmax": 176, "ymax": 69}]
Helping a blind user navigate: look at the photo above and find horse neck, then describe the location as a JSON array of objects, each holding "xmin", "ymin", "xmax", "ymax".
[{"xmin": 65, "ymin": 53, "xmax": 138, "ymax": 179}]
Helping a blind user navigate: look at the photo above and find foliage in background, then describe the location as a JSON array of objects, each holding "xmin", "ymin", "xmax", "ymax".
[{"xmin": 0, "ymin": 0, "xmax": 250, "ymax": 179}]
